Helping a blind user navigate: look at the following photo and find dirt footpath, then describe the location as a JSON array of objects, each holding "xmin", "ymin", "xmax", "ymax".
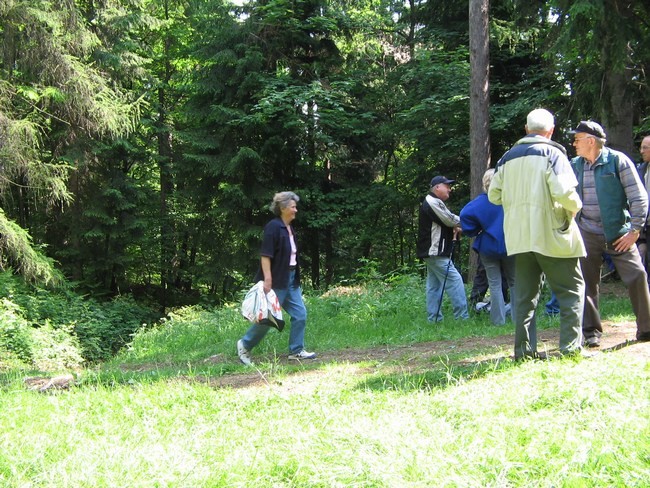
[{"xmin": 205, "ymin": 319, "xmax": 649, "ymax": 390}]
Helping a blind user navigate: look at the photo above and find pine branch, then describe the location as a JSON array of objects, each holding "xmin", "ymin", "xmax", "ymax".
[{"xmin": 0, "ymin": 209, "xmax": 63, "ymax": 286}]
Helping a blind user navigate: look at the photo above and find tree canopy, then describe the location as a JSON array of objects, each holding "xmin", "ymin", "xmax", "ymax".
[{"xmin": 0, "ymin": 0, "xmax": 648, "ymax": 307}]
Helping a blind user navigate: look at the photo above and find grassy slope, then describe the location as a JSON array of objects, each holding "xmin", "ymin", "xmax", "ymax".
[{"xmin": 1, "ymin": 276, "xmax": 649, "ymax": 487}]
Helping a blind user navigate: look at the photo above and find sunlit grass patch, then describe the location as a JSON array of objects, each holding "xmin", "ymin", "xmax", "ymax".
[{"xmin": 2, "ymin": 276, "xmax": 649, "ymax": 486}]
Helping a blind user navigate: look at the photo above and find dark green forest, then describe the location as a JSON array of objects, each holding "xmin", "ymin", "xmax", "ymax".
[{"xmin": 1, "ymin": 0, "xmax": 649, "ymax": 333}]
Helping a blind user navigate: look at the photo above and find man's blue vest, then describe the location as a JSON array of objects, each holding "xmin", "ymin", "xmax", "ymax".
[{"xmin": 572, "ymin": 148, "xmax": 630, "ymax": 243}]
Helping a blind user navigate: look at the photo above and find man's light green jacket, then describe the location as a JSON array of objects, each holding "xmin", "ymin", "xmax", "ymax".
[{"xmin": 488, "ymin": 135, "xmax": 586, "ymax": 258}]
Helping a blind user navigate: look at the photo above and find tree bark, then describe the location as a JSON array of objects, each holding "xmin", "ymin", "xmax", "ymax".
[
  {"xmin": 158, "ymin": 88, "xmax": 174, "ymax": 314},
  {"xmin": 602, "ymin": 69, "xmax": 634, "ymax": 155},
  {"xmin": 468, "ymin": 0, "xmax": 491, "ymax": 282},
  {"xmin": 469, "ymin": 0, "xmax": 491, "ymax": 189},
  {"xmin": 600, "ymin": 19, "xmax": 635, "ymax": 156}
]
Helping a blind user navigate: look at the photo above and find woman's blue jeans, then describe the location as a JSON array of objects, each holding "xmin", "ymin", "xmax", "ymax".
[
  {"xmin": 241, "ymin": 270, "xmax": 307, "ymax": 354},
  {"xmin": 480, "ymin": 254, "xmax": 516, "ymax": 325}
]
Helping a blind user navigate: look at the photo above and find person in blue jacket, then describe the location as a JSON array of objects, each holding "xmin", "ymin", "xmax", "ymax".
[{"xmin": 460, "ymin": 169, "xmax": 515, "ymax": 325}]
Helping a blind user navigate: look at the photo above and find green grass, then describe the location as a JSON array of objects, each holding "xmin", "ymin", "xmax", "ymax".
[
  {"xmin": 110, "ymin": 274, "xmax": 556, "ymax": 370},
  {"xmin": 1, "ymin": 277, "xmax": 649, "ymax": 487}
]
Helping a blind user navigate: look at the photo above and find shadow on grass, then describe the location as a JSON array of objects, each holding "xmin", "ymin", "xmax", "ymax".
[
  {"xmin": 356, "ymin": 334, "xmax": 646, "ymax": 394},
  {"xmin": 355, "ymin": 355, "xmax": 515, "ymax": 393},
  {"xmin": 599, "ymin": 338, "xmax": 645, "ymax": 353}
]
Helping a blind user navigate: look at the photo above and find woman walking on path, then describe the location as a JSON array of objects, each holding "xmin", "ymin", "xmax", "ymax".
[{"xmin": 236, "ymin": 192, "xmax": 317, "ymax": 366}]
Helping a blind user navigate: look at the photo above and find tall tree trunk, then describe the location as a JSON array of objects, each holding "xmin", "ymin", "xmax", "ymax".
[
  {"xmin": 602, "ymin": 69, "xmax": 634, "ymax": 155},
  {"xmin": 158, "ymin": 88, "xmax": 174, "ymax": 314},
  {"xmin": 157, "ymin": 0, "xmax": 176, "ymax": 313},
  {"xmin": 469, "ymin": 0, "xmax": 491, "ymax": 188},
  {"xmin": 600, "ymin": 24, "xmax": 634, "ymax": 155},
  {"xmin": 468, "ymin": 0, "xmax": 490, "ymax": 282}
]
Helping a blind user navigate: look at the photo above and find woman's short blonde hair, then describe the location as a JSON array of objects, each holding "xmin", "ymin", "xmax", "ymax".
[
  {"xmin": 270, "ymin": 191, "xmax": 300, "ymax": 216},
  {"xmin": 482, "ymin": 168, "xmax": 495, "ymax": 193}
]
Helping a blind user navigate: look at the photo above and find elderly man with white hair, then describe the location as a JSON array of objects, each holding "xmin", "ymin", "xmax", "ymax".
[
  {"xmin": 489, "ymin": 108, "xmax": 586, "ymax": 360},
  {"xmin": 571, "ymin": 121, "xmax": 650, "ymax": 346}
]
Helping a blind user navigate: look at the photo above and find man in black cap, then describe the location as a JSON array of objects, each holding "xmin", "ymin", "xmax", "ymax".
[
  {"xmin": 571, "ymin": 120, "xmax": 650, "ymax": 346},
  {"xmin": 416, "ymin": 176, "xmax": 469, "ymax": 322}
]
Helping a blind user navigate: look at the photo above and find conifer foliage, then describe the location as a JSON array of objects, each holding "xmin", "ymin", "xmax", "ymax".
[
  {"xmin": 0, "ymin": 0, "xmax": 140, "ymax": 284},
  {"xmin": 0, "ymin": 0, "xmax": 648, "ymax": 310}
]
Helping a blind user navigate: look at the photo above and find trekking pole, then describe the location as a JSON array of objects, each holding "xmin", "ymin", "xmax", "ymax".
[{"xmin": 434, "ymin": 239, "xmax": 457, "ymax": 323}]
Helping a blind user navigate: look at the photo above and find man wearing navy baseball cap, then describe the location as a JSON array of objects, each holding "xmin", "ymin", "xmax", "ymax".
[
  {"xmin": 416, "ymin": 175, "xmax": 468, "ymax": 322},
  {"xmin": 569, "ymin": 120, "xmax": 607, "ymax": 139},
  {"xmin": 570, "ymin": 120, "xmax": 650, "ymax": 346},
  {"xmin": 429, "ymin": 175, "xmax": 455, "ymax": 187}
]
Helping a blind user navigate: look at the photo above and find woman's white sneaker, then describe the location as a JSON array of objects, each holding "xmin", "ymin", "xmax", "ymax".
[
  {"xmin": 288, "ymin": 350, "xmax": 317, "ymax": 360},
  {"xmin": 237, "ymin": 340, "xmax": 253, "ymax": 366}
]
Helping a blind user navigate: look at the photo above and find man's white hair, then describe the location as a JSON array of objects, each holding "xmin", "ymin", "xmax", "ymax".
[{"xmin": 526, "ymin": 108, "xmax": 555, "ymax": 132}]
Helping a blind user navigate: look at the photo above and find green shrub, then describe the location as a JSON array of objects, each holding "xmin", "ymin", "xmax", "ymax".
[
  {"xmin": 0, "ymin": 271, "xmax": 157, "ymax": 366},
  {"xmin": 0, "ymin": 298, "xmax": 34, "ymax": 363},
  {"xmin": 30, "ymin": 320, "xmax": 84, "ymax": 370},
  {"xmin": 72, "ymin": 295, "xmax": 156, "ymax": 362},
  {"xmin": 0, "ymin": 298, "xmax": 84, "ymax": 370}
]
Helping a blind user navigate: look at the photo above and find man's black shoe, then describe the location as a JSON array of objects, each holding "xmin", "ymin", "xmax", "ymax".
[{"xmin": 636, "ymin": 332, "xmax": 650, "ymax": 342}]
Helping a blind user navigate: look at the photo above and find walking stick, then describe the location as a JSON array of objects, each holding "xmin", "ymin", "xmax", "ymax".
[{"xmin": 434, "ymin": 239, "xmax": 458, "ymax": 323}]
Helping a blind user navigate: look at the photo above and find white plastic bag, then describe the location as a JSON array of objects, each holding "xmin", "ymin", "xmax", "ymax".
[{"xmin": 241, "ymin": 281, "xmax": 285, "ymax": 331}]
